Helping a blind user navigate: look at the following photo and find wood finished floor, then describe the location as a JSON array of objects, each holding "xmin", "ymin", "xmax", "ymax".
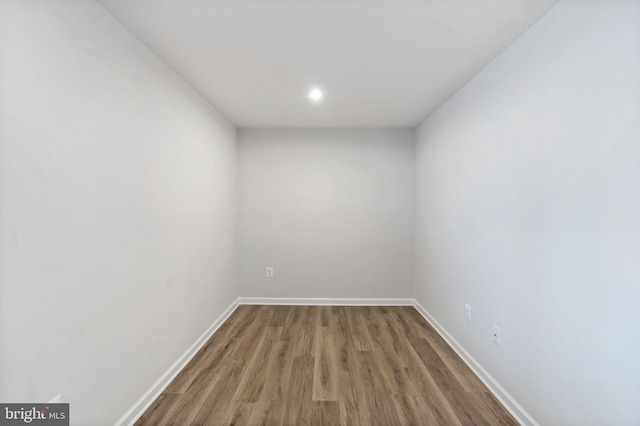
[{"xmin": 136, "ymin": 305, "xmax": 518, "ymax": 426}]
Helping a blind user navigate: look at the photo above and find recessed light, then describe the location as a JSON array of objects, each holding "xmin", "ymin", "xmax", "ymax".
[{"xmin": 309, "ymin": 89, "xmax": 323, "ymax": 101}]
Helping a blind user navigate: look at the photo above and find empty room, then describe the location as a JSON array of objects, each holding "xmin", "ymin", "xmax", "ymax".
[{"xmin": 1, "ymin": 0, "xmax": 639, "ymax": 425}]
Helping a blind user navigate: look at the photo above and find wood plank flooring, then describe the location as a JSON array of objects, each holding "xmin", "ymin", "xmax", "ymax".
[{"xmin": 135, "ymin": 306, "xmax": 518, "ymax": 426}]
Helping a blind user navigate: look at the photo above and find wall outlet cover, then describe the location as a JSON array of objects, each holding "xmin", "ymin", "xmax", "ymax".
[{"xmin": 492, "ymin": 325, "xmax": 501, "ymax": 346}]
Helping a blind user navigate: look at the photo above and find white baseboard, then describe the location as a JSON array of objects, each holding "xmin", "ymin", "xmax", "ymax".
[
  {"xmin": 412, "ymin": 300, "xmax": 537, "ymax": 426},
  {"xmin": 238, "ymin": 297, "xmax": 414, "ymax": 306},
  {"xmin": 114, "ymin": 298, "xmax": 240, "ymax": 426},
  {"xmin": 48, "ymin": 394, "xmax": 62, "ymax": 404}
]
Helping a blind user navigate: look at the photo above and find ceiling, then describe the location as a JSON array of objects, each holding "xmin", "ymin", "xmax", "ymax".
[{"xmin": 98, "ymin": 0, "xmax": 558, "ymax": 128}]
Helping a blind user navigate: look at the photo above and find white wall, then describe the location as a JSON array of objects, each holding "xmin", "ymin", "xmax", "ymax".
[
  {"xmin": 238, "ymin": 129, "xmax": 414, "ymax": 299},
  {"xmin": 415, "ymin": 0, "xmax": 640, "ymax": 424},
  {"xmin": 0, "ymin": 1, "xmax": 237, "ymax": 424}
]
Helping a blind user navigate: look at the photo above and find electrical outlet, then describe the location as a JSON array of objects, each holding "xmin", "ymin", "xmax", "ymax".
[
  {"xmin": 266, "ymin": 267, "xmax": 274, "ymax": 278},
  {"xmin": 492, "ymin": 325, "xmax": 501, "ymax": 346},
  {"xmin": 464, "ymin": 303, "xmax": 471, "ymax": 321}
]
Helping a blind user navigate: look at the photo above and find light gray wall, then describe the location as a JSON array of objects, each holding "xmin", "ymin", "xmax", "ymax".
[
  {"xmin": 414, "ymin": 0, "xmax": 640, "ymax": 424},
  {"xmin": 0, "ymin": 1, "xmax": 237, "ymax": 424},
  {"xmin": 238, "ymin": 129, "xmax": 414, "ymax": 299}
]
